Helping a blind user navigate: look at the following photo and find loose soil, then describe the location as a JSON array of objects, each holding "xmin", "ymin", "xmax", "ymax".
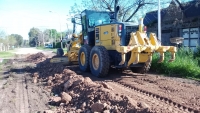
[{"xmin": 0, "ymin": 49, "xmax": 200, "ymax": 113}]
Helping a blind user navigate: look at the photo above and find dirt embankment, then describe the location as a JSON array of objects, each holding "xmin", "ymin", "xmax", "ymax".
[
  {"xmin": 24, "ymin": 52, "xmax": 200, "ymax": 113},
  {"xmin": 30, "ymin": 53, "xmax": 147, "ymax": 113}
]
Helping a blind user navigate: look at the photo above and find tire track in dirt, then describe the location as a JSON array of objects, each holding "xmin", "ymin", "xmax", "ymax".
[
  {"xmin": 0, "ymin": 86, "xmax": 6, "ymax": 112},
  {"xmin": 106, "ymin": 81, "xmax": 199, "ymax": 113},
  {"xmin": 15, "ymin": 55, "xmax": 30, "ymax": 113},
  {"xmin": 68, "ymin": 66, "xmax": 200, "ymax": 112},
  {"xmin": 0, "ymin": 80, "xmax": 6, "ymax": 108},
  {"xmin": 17, "ymin": 75, "xmax": 29, "ymax": 113}
]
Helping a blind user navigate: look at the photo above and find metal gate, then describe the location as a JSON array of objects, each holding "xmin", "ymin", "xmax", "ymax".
[{"xmin": 182, "ymin": 27, "xmax": 199, "ymax": 51}]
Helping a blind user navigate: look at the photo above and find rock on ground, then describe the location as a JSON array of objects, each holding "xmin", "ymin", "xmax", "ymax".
[{"xmin": 61, "ymin": 92, "xmax": 72, "ymax": 104}]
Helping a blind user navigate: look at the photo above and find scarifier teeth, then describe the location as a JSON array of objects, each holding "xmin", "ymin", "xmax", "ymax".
[
  {"xmin": 157, "ymin": 52, "xmax": 164, "ymax": 63},
  {"xmin": 169, "ymin": 52, "xmax": 175, "ymax": 62}
]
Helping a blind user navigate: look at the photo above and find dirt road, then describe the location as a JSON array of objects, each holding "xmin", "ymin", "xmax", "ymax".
[
  {"xmin": 0, "ymin": 48, "xmax": 54, "ymax": 113},
  {"xmin": 67, "ymin": 66, "xmax": 200, "ymax": 113},
  {"xmin": 0, "ymin": 48, "xmax": 200, "ymax": 113},
  {"xmin": 12, "ymin": 47, "xmax": 54, "ymax": 58}
]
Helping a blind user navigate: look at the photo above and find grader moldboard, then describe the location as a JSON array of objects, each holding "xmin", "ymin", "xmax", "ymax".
[{"xmin": 50, "ymin": 8, "xmax": 177, "ymax": 77}]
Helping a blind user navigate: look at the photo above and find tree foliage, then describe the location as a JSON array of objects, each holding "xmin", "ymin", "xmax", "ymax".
[
  {"xmin": 9, "ymin": 34, "xmax": 23, "ymax": 47},
  {"xmin": 28, "ymin": 27, "xmax": 69, "ymax": 47},
  {"xmin": 69, "ymin": 0, "xmax": 169, "ymax": 22},
  {"xmin": 28, "ymin": 27, "xmax": 40, "ymax": 47},
  {"xmin": 7, "ymin": 35, "xmax": 17, "ymax": 47},
  {"xmin": 0, "ymin": 30, "xmax": 23, "ymax": 51}
]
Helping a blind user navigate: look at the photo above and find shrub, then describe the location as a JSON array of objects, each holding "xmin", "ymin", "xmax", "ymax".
[
  {"xmin": 151, "ymin": 47, "xmax": 200, "ymax": 79},
  {"xmin": 53, "ymin": 42, "xmax": 66, "ymax": 48}
]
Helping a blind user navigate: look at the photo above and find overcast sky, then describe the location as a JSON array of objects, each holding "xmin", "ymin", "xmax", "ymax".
[{"xmin": 0, "ymin": 0, "xmax": 192, "ymax": 40}]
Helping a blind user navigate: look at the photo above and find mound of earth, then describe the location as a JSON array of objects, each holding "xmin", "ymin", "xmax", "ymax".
[
  {"xmin": 27, "ymin": 53, "xmax": 151, "ymax": 112},
  {"xmin": 26, "ymin": 52, "xmax": 46, "ymax": 63}
]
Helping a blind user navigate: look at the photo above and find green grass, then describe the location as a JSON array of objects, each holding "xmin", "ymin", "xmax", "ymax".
[
  {"xmin": 0, "ymin": 51, "xmax": 15, "ymax": 58},
  {"xmin": 151, "ymin": 47, "xmax": 200, "ymax": 80}
]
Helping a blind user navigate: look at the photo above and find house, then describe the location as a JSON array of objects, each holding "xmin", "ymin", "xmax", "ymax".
[{"xmin": 144, "ymin": 0, "xmax": 200, "ymax": 50}]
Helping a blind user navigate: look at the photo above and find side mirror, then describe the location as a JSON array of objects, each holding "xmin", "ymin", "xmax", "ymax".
[
  {"xmin": 71, "ymin": 18, "xmax": 75, "ymax": 23},
  {"xmin": 110, "ymin": 12, "xmax": 115, "ymax": 19},
  {"xmin": 116, "ymin": 6, "xmax": 120, "ymax": 11}
]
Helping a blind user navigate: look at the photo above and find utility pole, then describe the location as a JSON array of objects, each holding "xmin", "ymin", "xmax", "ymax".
[
  {"xmin": 54, "ymin": 32, "xmax": 57, "ymax": 43},
  {"xmin": 158, "ymin": 0, "xmax": 161, "ymax": 42},
  {"xmin": 42, "ymin": 32, "xmax": 44, "ymax": 46}
]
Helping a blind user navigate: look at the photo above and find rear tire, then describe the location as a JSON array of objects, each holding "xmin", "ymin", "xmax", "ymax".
[
  {"xmin": 90, "ymin": 46, "xmax": 110, "ymax": 77},
  {"xmin": 57, "ymin": 48, "xmax": 64, "ymax": 56},
  {"xmin": 78, "ymin": 45, "xmax": 91, "ymax": 72}
]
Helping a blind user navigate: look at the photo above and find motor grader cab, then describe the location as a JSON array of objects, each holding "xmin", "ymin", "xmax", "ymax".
[{"xmin": 51, "ymin": 8, "xmax": 177, "ymax": 77}]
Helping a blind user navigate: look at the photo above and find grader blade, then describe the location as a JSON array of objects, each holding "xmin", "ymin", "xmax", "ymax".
[{"xmin": 50, "ymin": 57, "xmax": 71, "ymax": 65}]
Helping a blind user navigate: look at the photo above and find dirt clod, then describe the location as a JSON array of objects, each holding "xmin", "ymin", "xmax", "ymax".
[
  {"xmin": 91, "ymin": 102, "xmax": 104, "ymax": 112},
  {"xmin": 51, "ymin": 96, "xmax": 61, "ymax": 103},
  {"xmin": 32, "ymin": 77, "xmax": 37, "ymax": 83},
  {"xmin": 43, "ymin": 110, "xmax": 54, "ymax": 113},
  {"xmin": 63, "ymin": 79, "xmax": 74, "ymax": 91},
  {"xmin": 81, "ymin": 102, "xmax": 86, "ymax": 109},
  {"xmin": 61, "ymin": 92, "xmax": 72, "ymax": 104},
  {"xmin": 101, "ymin": 82, "xmax": 113, "ymax": 90},
  {"xmin": 103, "ymin": 110, "xmax": 110, "ymax": 113}
]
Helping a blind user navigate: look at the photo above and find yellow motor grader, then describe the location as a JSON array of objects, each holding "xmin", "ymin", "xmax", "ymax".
[{"xmin": 50, "ymin": 8, "xmax": 177, "ymax": 77}]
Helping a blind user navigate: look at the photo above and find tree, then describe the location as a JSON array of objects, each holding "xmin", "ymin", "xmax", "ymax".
[
  {"xmin": 69, "ymin": 0, "xmax": 170, "ymax": 22},
  {"xmin": 28, "ymin": 27, "xmax": 41, "ymax": 47},
  {"xmin": 0, "ymin": 30, "xmax": 5, "ymax": 51},
  {"xmin": 7, "ymin": 35, "xmax": 17, "ymax": 47},
  {"xmin": 22, "ymin": 40, "xmax": 29, "ymax": 47},
  {"xmin": 9, "ymin": 34, "xmax": 23, "ymax": 47},
  {"xmin": 28, "ymin": 27, "xmax": 67, "ymax": 47},
  {"xmin": 0, "ymin": 31, "xmax": 24, "ymax": 50}
]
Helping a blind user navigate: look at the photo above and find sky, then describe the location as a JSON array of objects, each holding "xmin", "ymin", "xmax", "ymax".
[
  {"xmin": 0, "ymin": 0, "xmax": 192, "ymax": 40},
  {"xmin": 0, "ymin": 0, "xmax": 81, "ymax": 39}
]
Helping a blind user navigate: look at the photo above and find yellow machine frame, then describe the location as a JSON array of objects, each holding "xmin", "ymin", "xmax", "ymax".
[{"xmin": 51, "ymin": 18, "xmax": 176, "ymax": 71}]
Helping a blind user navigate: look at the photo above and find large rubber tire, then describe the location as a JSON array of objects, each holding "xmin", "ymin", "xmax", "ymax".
[
  {"xmin": 130, "ymin": 61, "xmax": 151, "ymax": 74},
  {"xmin": 90, "ymin": 46, "xmax": 110, "ymax": 77},
  {"xmin": 57, "ymin": 48, "xmax": 64, "ymax": 56},
  {"xmin": 78, "ymin": 45, "xmax": 91, "ymax": 72}
]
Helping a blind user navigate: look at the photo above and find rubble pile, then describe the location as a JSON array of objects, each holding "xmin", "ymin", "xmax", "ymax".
[
  {"xmin": 26, "ymin": 52, "xmax": 46, "ymax": 63},
  {"xmin": 27, "ymin": 53, "xmax": 150, "ymax": 113}
]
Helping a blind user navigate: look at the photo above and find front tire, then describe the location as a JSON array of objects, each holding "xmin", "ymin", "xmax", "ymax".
[
  {"xmin": 90, "ymin": 46, "xmax": 110, "ymax": 77},
  {"xmin": 78, "ymin": 45, "xmax": 91, "ymax": 72},
  {"xmin": 57, "ymin": 48, "xmax": 64, "ymax": 56}
]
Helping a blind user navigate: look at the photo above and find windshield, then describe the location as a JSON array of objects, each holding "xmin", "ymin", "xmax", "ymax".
[{"xmin": 88, "ymin": 12, "xmax": 110, "ymax": 27}]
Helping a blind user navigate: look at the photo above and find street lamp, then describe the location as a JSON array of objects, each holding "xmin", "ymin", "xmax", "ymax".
[{"xmin": 49, "ymin": 11, "xmax": 63, "ymax": 49}]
